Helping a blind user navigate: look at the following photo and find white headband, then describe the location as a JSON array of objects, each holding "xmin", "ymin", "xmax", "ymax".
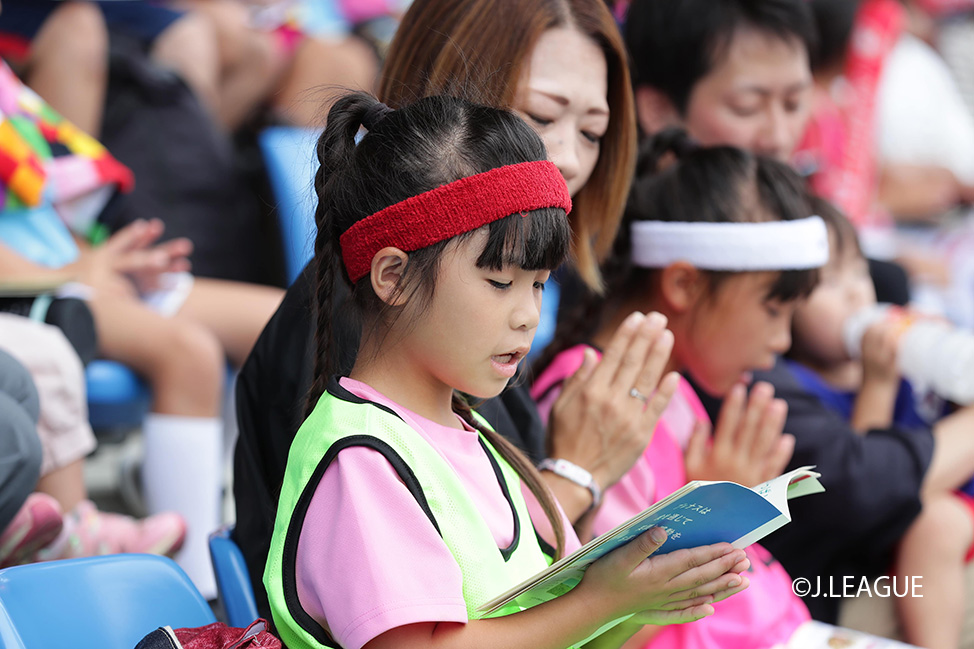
[{"xmin": 630, "ymin": 216, "xmax": 829, "ymax": 271}]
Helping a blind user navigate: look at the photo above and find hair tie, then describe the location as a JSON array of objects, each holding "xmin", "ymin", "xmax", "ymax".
[
  {"xmin": 637, "ymin": 128, "xmax": 698, "ymax": 176},
  {"xmin": 362, "ymin": 102, "xmax": 393, "ymax": 131}
]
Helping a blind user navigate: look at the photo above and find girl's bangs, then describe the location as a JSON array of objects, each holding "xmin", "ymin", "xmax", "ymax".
[
  {"xmin": 766, "ymin": 267, "xmax": 820, "ymax": 303},
  {"xmin": 476, "ymin": 207, "xmax": 571, "ymax": 271}
]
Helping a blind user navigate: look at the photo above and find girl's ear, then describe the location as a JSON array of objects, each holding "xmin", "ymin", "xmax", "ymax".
[
  {"xmin": 659, "ymin": 262, "xmax": 706, "ymax": 313},
  {"xmin": 370, "ymin": 247, "xmax": 410, "ymax": 306}
]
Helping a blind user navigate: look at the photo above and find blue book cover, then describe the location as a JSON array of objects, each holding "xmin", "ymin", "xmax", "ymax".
[{"xmin": 480, "ymin": 466, "xmax": 824, "ymax": 615}]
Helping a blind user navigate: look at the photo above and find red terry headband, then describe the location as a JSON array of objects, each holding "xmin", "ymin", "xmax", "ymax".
[{"xmin": 340, "ymin": 160, "xmax": 572, "ymax": 283}]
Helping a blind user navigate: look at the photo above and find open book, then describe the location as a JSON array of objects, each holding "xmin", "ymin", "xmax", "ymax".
[{"xmin": 479, "ymin": 466, "xmax": 824, "ymax": 616}]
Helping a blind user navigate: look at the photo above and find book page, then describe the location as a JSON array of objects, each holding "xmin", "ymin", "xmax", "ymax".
[
  {"xmin": 731, "ymin": 467, "xmax": 823, "ymax": 549},
  {"xmin": 750, "ymin": 466, "xmax": 823, "ymax": 518}
]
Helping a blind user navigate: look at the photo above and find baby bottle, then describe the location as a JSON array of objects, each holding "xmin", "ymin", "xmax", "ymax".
[{"xmin": 843, "ymin": 304, "xmax": 974, "ymax": 405}]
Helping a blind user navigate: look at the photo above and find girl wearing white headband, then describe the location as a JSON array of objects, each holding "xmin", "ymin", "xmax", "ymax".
[{"xmin": 531, "ymin": 130, "xmax": 891, "ymax": 649}]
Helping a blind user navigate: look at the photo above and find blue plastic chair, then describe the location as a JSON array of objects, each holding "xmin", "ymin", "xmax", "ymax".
[
  {"xmin": 258, "ymin": 126, "xmax": 319, "ymax": 285},
  {"xmin": 0, "ymin": 554, "xmax": 215, "ymax": 649},
  {"xmin": 209, "ymin": 525, "xmax": 259, "ymax": 628}
]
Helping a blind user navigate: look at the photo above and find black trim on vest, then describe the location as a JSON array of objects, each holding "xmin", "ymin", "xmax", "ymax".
[
  {"xmin": 535, "ymin": 530, "xmax": 557, "ymax": 561},
  {"xmin": 280, "ymin": 378, "xmax": 532, "ymax": 645},
  {"xmin": 282, "ymin": 434, "xmax": 439, "ymax": 647},
  {"xmin": 328, "ymin": 375, "xmax": 402, "ymax": 422},
  {"xmin": 279, "ymin": 378, "xmax": 442, "ymax": 647},
  {"xmin": 478, "ymin": 437, "xmax": 521, "ymax": 562}
]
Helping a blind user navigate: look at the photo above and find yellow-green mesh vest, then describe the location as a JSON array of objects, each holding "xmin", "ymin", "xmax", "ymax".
[{"xmin": 264, "ymin": 378, "xmax": 555, "ymax": 649}]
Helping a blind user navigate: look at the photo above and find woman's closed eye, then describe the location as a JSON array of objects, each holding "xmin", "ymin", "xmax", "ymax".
[
  {"xmin": 525, "ymin": 112, "xmax": 553, "ymax": 128},
  {"xmin": 581, "ymin": 130, "xmax": 602, "ymax": 144}
]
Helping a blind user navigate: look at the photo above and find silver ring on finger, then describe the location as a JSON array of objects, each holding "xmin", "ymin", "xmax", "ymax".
[{"xmin": 629, "ymin": 387, "xmax": 649, "ymax": 403}]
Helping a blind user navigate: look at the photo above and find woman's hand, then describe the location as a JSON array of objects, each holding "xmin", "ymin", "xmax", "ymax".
[
  {"xmin": 684, "ymin": 381, "xmax": 793, "ymax": 487},
  {"xmin": 581, "ymin": 527, "xmax": 750, "ymax": 625},
  {"xmin": 66, "ymin": 243, "xmax": 138, "ymax": 299},
  {"xmin": 547, "ymin": 312, "xmax": 680, "ymax": 503},
  {"xmin": 105, "ymin": 218, "xmax": 192, "ymax": 292},
  {"xmin": 69, "ymin": 219, "xmax": 192, "ymax": 295}
]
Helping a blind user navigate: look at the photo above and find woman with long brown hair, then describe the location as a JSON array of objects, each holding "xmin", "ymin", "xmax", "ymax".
[
  {"xmin": 380, "ymin": 0, "xmax": 635, "ymax": 290},
  {"xmin": 235, "ymin": 0, "xmax": 674, "ymax": 620}
]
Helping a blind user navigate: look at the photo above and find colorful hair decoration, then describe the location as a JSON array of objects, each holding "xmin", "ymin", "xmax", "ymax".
[{"xmin": 340, "ymin": 160, "xmax": 571, "ymax": 282}]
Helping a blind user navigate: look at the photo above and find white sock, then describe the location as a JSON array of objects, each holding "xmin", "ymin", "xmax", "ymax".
[{"xmin": 142, "ymin": 412, "xmax": 223, "ymax": 600}]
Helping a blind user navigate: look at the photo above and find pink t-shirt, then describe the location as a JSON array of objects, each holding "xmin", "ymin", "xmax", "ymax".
[
  {"xmin": 295, "ymin": 377, "xmax": 580, "ymax": 649},
  {"xmin": 532, "ymin": 346, "xmax": 811, "ymax": 649}
]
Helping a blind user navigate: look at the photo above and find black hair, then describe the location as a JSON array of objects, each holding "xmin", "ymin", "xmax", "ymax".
[
  {"xmin": 620, "ymin": 128, "xmax": 819, "ymax": 300},
  {"xmin": 307, "ymin": 92, "xmax": 571, "ymax": 557},
  {"xmin": 537, "ymin": 128, "xmax": 819, "ymax": 372},
  {"xmin": 808, "ymin": 0, "xmax": 861, "ymax": 72},
  {"xmin": 624, "ymin": 0, "xmax": 817, "ymax": 114},
  {"xmin": 786, "ymin": 195, "xmax": 865, "ymax": 364},
  {"xmin": 808, "ymin": 194, "xmax": 862, "ymax": 260}
]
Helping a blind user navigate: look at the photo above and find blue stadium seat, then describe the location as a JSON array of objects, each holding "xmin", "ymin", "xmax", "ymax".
[
  {"xmin": 258, "ymin": 126, "xmax": 319, "ymax": 285},
  {"xmin": 0, "ymin": 554, "xmax": 215, "ymax": 649},
  {"xmin": 86, "ymin": 360, "xmax": 151, "ymax": 436},
  {"xmin": 209, "ymin": 526, "xmax": 259, "ymax": 629},
  {"xmin": 529, "ymin": 276, "xmax": 561, "ymax": 363}
]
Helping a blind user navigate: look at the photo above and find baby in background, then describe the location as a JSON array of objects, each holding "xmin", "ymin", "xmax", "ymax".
[{"xmin": 787, "ymin": 196, "xmax": 974, "ymax": 649}]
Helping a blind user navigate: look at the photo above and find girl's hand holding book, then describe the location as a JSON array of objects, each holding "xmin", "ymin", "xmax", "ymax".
[{"xmin": 580, "ymin": 526, "xmax": 750, "ymax": 625}]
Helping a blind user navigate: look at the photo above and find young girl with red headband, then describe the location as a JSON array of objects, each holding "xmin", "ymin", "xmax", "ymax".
[{"xmin": 263, "ymin": 94, "xmax": 752, "ymax": 649}]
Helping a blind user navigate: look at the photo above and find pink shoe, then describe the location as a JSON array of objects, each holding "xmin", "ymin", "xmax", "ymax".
[
  {"xmin": 37, "ymin": 501, "xmax": 186, "ymax": 560},
  {"xmin": 0, "ymin": 493, "xmax": 64, "ymax": 568},
  {"xmin": 113, "ymin": 509, "xmax": 187, "ymax": 558}
]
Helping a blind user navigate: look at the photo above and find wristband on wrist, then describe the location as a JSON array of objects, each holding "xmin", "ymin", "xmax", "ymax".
[{"xmin": 537, "ymin": 458, "xmax": 602, "ymax": 510}]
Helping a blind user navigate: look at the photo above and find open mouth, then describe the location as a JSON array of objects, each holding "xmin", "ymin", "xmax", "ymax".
[
  {"xmin": 490, "ymin": 350, "xmax": 526, "ymax": 378},
  {"xmin": 492, "ymin": 351, "xmax": 523, "ymax": 365}
]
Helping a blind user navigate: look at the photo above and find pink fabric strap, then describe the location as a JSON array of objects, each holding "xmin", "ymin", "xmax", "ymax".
[{"xmin": 339, "ymin": 160, "xmax": 571, "ymax": 282}]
